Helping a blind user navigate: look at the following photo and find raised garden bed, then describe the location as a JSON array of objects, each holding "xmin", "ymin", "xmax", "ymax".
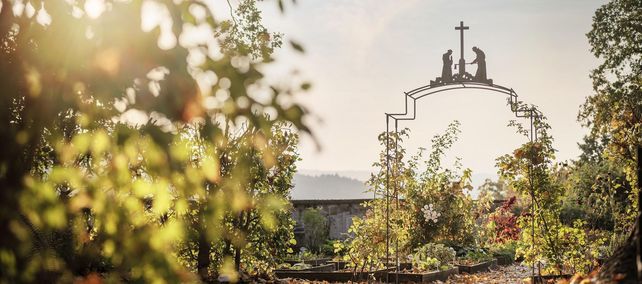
[
  {"xmin": 456, "ymin": 258, "xmax": 497, "ymax": 274},
  {"xmin": 274, "ymin": 268, "xmax": 393, "ymax": 282},
  {"xmin": 493, "ymin": 254, "xmax": 514, "ymax": 266},
  {"xmin": 274, "ymin": 263, "xmax": 335, "ymax": 273},
  {"xmin": 327, "ymin": 260, "xmax": 347, "ymax": 270},
  {"xmin": 388, "ymin": 267, "xmax": 459, "ymax": 283},
  {"xmin": 282, "ymin": 257, "xmax": 331, "ymax": 266},
  {"xmin": 325, "ymin": 261, "xmax": 412, "ymax": 273},
  {"xmin": 398, "ymin": 262, "xmax": 412, "ymax": 270}
]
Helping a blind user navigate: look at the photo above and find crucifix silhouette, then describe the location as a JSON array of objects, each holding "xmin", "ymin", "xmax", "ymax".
[{"xmin": 455, "ymin": 21, "xmax": 469, "ymax": 77}]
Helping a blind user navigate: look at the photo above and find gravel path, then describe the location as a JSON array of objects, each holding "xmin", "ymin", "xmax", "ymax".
[{"xmin": 444, "ymin": 264, "xmax": 532, "ymax": 284}]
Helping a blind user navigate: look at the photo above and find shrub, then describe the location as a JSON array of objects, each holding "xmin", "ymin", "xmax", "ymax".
[
  {"xmin": 343, "ymin": 122, "xmax": 472, "ymax": 271},
  {"xmin": 489, "ymin": 241, "xmax": 517, "ymax": 261},
  {"xmin": 458, "ymin": 249, "xmax": 494, "ymax": 265},
  {"xmin": 319, "ymin": 240, "xmax": 340, "ymax": 257},
  {"xmin": 409, "ymin": 243, "xmax": 456, "ymax": 272},
  {"xmin": 487, "ymin": 197, "xmax": 520, "ymax": 243}
]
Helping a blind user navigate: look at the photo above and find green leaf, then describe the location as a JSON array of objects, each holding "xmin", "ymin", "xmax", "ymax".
[
  {"xmin": 278, "ymin": 0, "xmax": 284, "ymax": 13},
  {"xmin": 289, "ymin": 40, "xmax": 305, "ymax": 53}
]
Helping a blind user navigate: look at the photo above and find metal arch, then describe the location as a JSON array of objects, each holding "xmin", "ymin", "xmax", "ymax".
[
  {"xmin": 408, "ymin": 81, "xmax": 513, "ymax": 97},
  {"xmin": 383, "ymin": 81, "xmax": 543, "ymax": 283},
  {"xmin": 385, "ymin": 82, "xmax": 542, "ymax": 140},
  {"xmin": 387, "ymin": 82, "xmax": 540, "ymax": 121}
]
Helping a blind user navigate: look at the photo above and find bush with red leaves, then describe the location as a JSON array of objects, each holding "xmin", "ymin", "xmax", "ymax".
[{"xmin": 488, "ymin": 197, "xmax": 521, "ymax": 243}]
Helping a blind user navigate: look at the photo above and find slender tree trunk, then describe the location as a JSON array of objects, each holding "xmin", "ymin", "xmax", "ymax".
[
  {"xmin": 234, "ymin": 247, "xmax": 241, "ymax": 272},
  {"xmin": 223, "ymin": 239, "xmax": 232, "ymax": 258},
  {"xmin": 197, "ymin": 213, "xmax": 211, "ymax": 282},
  {"xmin": 635, "ymin": 145, "xmax": 642, "ymax": 282},
  {"xmin": 234, "ymin": 210, "xmax": 251, "ymax": 272}
]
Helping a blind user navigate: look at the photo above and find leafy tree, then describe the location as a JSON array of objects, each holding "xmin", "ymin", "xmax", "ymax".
[
  {"xmin": 581, "ymin": 0, "xmax": 641, "ymax": 223},
  {"xmin": 496, "ymin": 118, "xmax": 563, "ymax": 272},
  {"xmin": 498, "ymin": 115, "xmax": 601, "ymax": 274},
  {"xmin": 176, "ymin": 123, "xmax": 299, "ymax": 281},
  {"xmin": 581, "ymin": 0, "xmax": 641, "ymax": 281},
  {"xmin": 301, "ymin": 208, "xmax": 328, "ymax": 253},
  {"xmin": 217, "ymin": 0, "xmax": 283, "ymax": 61},
  {"xmin": 583, "ymin": 0, "xmax": 642, "ymax": 140},
  {"xmin": 560, "ymin": 135, "xmax": 627, "ymax": 234},
  {"xmin": 340, "ymin": 129, "xmax": 413, "ymax": 272},
  {"xmin": 0, "ymin": 0, "xmax": 310, "ymax": 282},
  {"xmin": 478, "ymin": 178, "xmax": 513, "ymax": 201},
  {"xmin": 579, "ymin": 0, "xmax": 642, "ymax": 169}
]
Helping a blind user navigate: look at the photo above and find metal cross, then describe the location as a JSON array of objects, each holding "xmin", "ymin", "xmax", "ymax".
[
  {"xmin": 455, "ymin": 21, "xmax": 469, "ymax": 61},
  {"xmin": 455, "ymin": 21, "xmax": 469, "ymax": 76}
]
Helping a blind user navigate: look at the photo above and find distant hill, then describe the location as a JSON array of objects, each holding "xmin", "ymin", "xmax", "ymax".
[
  {"xmin": 291, "ymin": 173, "xmax": 371, "ymax": 200},
  {"xmin": 298, "ymin": 169, "xmax": 371, "ymax": 182},
  {"xmin": 291, "ymin": 170, "xmax": 496, "ymax": 200}
]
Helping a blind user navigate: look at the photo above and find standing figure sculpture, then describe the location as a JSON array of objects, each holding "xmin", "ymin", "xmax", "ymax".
[
  {"xmin": 471, "ymin": 46, "xmax": 487, "ymax": 82},
  {"xmin": 441, "ymin": 49, "xmax": 453, "ymax": 82}
]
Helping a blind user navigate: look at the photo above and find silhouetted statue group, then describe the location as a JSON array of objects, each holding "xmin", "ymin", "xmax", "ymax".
[
  {"xmin": 436, "ymin": 47, "xmax": 490, "ymax": 85},
  {"xmin": 429, "ymin": 21, "xmax": 493, "ymax": 86}
]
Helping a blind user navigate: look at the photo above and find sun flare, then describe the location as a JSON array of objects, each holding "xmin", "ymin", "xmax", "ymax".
[{"xmin": 84, "ymin": 0, "xmax": 105, "ymax": 19}]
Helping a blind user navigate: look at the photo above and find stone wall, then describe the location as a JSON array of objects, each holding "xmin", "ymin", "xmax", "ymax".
[{"xmin": 291, "ymin": 199, "xmax": 370, "ymax": 247}]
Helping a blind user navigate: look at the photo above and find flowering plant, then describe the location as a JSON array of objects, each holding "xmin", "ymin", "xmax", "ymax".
[{"xmin": 422, "ymin": 204, "xmax": 441, "ymax": 223}]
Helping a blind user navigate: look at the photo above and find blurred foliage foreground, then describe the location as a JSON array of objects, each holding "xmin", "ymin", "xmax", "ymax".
[{"xmin": 0, "ymin": 0, "xmax": 311, "ymax": 282}]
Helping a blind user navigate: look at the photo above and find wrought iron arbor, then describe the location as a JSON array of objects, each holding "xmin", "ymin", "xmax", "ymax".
[{"xmin": 383, "ymin": 81, "xmax": 542, "ymax": 282}]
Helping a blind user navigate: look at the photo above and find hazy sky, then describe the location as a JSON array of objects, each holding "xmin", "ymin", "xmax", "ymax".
[{"xmin": 251, "ymin": 0, "xmax": 608, "ymax": 179}]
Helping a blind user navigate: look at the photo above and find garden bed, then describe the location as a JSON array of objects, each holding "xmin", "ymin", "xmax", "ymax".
[
  {"xmin": 388, "ymin": 267, "xmax": 459, "ymax": 283},
  {"xmin": 326, "ymin": 260, "xmax": 347, "ymax": 270},
  {"xmin": 398, "ymin": 262, "xmax": 413, "ymax": 270},
  {"xmin": 325, "ymin": 261, "xmax": 412, "ymax": 272},
  {"xmin": 274, "ymin": 268, "xmax": 393, "ymax": 282},
  {"xmin": 274, "ymin": 263, "xmax": 335, "ymax": 273},
  {"xmin": 282, "ymin": 257, "xmax": 331, "ymax": 266},
  {"xmin": 456, "ymin": 259, "xmax": 497, "ymax": 274}
]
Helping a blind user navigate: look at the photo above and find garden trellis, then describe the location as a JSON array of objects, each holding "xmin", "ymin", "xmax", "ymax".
[{"xmin": 382, "ymin": 21, "xmax": 544, "ymax": 283}]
